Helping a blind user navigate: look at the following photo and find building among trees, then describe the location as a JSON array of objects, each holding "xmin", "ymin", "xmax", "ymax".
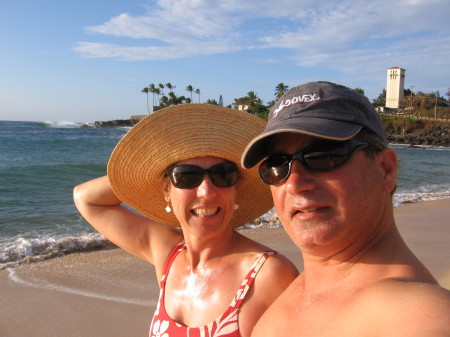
[{"xmin": 385, "ymin": 67, "xmax": 406, "ymax": 109}]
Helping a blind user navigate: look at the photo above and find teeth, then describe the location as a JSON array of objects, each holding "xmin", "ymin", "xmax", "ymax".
[
  {"xmin": 192, "ymin": 208, "xmax": 218, "ymax": 217},
  {"xmin": 298, "ymin": 208, "xmax": 318, "ymax": 213}
]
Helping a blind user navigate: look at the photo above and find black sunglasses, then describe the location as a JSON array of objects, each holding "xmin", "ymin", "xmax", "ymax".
[
  {"xmin": 259, "ymin": 140, "xmax": 373, "ymax": 185},
  {"xmin": 167, "ymin": 162, "xmax": 238, "ymax": 189}
]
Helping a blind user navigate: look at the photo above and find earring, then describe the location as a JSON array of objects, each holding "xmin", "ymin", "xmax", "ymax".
[
  {"xmin": 234, "ymin": 204, "xmax": 239, "ymax": 210},
  {"xmin": 165, "ymin": 203, "xmax": 172, "ymax": 213}
]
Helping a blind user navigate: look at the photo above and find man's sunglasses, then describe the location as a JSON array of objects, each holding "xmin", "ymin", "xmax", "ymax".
[
  {"xmin": 167, "ymin": 162, "xmax": 238, "ymax": 189},
  {"xmin": 259, "ymin": 140, "xmax": 375, "ymax": 185}
]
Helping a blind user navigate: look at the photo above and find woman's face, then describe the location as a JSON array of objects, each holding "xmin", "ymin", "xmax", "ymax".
[{"xmin": 162, "ymin": 156, "xmax": 237, "ymax": 238}]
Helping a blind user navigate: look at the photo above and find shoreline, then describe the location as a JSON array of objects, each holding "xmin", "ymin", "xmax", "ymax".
[
  {"xmin": 1, "ymin": 198, "xmax": 449, "ymax": 337},
  {"xmin": 2, "ymin": 195, "xmax": 449, "ymax": 271}
]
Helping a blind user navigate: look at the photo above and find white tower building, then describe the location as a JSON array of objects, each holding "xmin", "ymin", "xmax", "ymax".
[{"xmin": 386, "ymin": 67, "xmax": 405, "ymax": 109}]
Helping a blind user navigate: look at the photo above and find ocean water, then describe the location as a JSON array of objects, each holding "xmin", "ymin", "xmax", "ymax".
[{"xmin": 1, "ymin": 120, "xmax": 450, "ymax": 269}]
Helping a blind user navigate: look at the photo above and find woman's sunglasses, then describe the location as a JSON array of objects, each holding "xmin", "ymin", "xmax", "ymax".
[
  {"xmin": 168, "ymin": 162, "xmax": 238, "ymax": 189},
  {"xmin": 259, "ymin": 140, "xmax": 375, "ymax": 185}
]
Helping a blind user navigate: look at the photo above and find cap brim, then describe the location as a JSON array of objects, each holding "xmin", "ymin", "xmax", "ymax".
[{"xmin": 241, "ymin": 117, "xmax": 362, "ymax": 168}]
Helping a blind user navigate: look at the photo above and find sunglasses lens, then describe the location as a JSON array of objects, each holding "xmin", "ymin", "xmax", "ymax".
[
  {"xmin": 259, "ymin": 141, "xmax": 366, "ymax": 185},
  {"xmin": 208, "ymin": 162, "xmax": 237, "ymax": 187},
  {"xmin": 259, "ymin": 156, "xmax": 291, "ymax": 185},
  {"xmin": 303, "ymin": 142, "xmax": 350, "ymax": 170},
  {"xmin": 170, "ymin": 162, "xmax": 237, "ymax": 189},
  {"xmin": 171, "ymin": 166, "xmax": 203, "ymax": 189}
]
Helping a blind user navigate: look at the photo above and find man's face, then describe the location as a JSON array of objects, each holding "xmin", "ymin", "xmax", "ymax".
[{"xmin": 267, "ymin": 133, "xmax": 388, "ymax": 254}]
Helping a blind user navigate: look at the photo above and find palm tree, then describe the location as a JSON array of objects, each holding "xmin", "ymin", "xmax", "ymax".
[
  {"xmin": 246, "ymin": 91, "xmax": 260, "ymax": 114},
  {"xmin": 158, "ymin": 83, "xmax": 165, "ymax": 96},
  {"xmin": 166, "ymin": 83, "xmax": 176, "ymax": 93},
  {"xmin": 159, "ymin": 95, "xmax": 169, "ymax": 107},
  {"xmin": 186, "ymin": 85, "xmax": 194, "ymax": 102},
  {"xmin": 148, "ymin": 83, "xmax": 157, "ymax": 108},
  {"xmin": 141, "ymin": 87, "xmax": 150, "ymax": 113},
  {"xmin": 275, "ymin": 83, "xmax": 289, "ymax": 99},
  {"xmin": 194, "ymin": 88, "xmax": 201, "ymax": 103},
  {"xmin": 170, "ymin": 92, "xmax": 189, "ymax": 105},
  {"xmin": 167, "ymin": 92, "xmax": 178, "ymax": 105},
  {"xmin": 154, "ymin": 88, "xmax": 161, "ymax": 105}
]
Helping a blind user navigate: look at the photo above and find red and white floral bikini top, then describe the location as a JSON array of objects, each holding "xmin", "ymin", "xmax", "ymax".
[{"xmin": 149, "ymin": 243, "xmax": 277, "ymax": 337}]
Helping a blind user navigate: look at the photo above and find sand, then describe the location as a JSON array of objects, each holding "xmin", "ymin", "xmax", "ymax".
[{"xmin": 1, "ymin": 199, "xmax": 449, "ymax": 337}]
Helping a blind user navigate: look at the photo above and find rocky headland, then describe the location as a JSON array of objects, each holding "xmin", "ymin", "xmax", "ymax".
[
  {"xmin": 383, "ymin": 119, "xmax": 450, "ymax": 147},
  {"xmin": 80, "ymin": 119, "xmax": 134, "ymax": 128},
  {"xmin": 81, "ymin": 116, "xmax": 450, "ymax": 147}
]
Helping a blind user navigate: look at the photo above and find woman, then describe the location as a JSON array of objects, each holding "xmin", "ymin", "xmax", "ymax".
[{"xmin": 73, "ymin": 104, "xmax": 298, "ymax": 337}]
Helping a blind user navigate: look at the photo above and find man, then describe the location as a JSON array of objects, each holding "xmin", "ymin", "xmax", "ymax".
[{"xmin": 241, "ymin": 81, "xmax": 450, "ymax": 336}]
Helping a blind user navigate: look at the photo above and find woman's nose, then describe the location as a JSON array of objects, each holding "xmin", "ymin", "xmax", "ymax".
[{"xmin": 196, "ymin": 175, "xmax": 218, "ymax": 197}]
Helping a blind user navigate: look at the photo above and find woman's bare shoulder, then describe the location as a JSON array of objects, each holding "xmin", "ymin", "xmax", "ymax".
[{"xmin": 234, "ymin": 231, "xmax": 299, "ymax": 281}]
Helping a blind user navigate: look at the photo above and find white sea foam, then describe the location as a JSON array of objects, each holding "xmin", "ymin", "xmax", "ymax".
[
  {"xmin": 393, "ymin": 190, "xmax": 450, "ymax": 207},
  {"xmin": 0, "ymin": 233, "xmax": 114, "ymax": 269},
  {"xmin": 43, "ymin": 120, "xmax": 80, "ymax": 128},
  {"xmin": 3, "ymin": 187, "xmax": 450, "ymax": 267}
]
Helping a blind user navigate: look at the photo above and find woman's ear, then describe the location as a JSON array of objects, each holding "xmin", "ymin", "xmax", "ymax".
[
  {"xmin": 377, "ymin": 148, "xmax": 398, "ymax": 194},
  {"xmin": 160, "ymin": 178, "xmax": 171, "ymax": 201}
]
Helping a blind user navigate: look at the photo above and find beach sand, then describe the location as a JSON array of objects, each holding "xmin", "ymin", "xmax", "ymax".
[{"xmin": 1, "ymin": 199, "xmax": 449, "ymax": 337}]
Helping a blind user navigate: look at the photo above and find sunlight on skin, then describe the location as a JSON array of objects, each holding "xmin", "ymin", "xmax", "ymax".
[{"xmin": 176, "ymin": 268, "xmax": 221, "ymax": 310}]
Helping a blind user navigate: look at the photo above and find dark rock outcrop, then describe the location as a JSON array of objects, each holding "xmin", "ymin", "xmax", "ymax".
[
  {"xmin": 384, "ymin": 123, "xmax": 450, "ymax": 147},
  {"xmin": 80, "ymin": 119, "xmax": 133, "ymax": 128},
  {"xmin": 81, "ymin": 116, "xmax": 449, "ymax": 147}
]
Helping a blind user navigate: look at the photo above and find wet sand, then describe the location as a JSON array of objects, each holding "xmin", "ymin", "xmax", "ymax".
[{"xmin": 1, "ymin": 199, "xmax": 449, "ymax": 337}]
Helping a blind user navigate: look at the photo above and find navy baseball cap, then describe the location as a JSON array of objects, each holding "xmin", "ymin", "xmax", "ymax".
[{"xmin": 241, "ymin": 81, "xmax": 387, "ymax": 168}]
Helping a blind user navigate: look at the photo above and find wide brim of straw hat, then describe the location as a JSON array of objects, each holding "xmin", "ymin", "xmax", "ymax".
[{"xmin": 107, "ymin": 104, "xmax": 273, "ymax": 228}]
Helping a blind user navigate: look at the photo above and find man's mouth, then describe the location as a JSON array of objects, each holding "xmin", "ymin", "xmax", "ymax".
[
  {"xmin": 292, "ymin": 205, "xmax": 328, "ymax": 218},
  {"xmin": 296, "ymin": 208, "xmax": 320, "ymax": 214}
]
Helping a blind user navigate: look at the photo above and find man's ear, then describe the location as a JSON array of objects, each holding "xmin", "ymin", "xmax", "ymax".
[{"xmin": 377, "ymin": 148, "xmax": 398, "ymax": 194}]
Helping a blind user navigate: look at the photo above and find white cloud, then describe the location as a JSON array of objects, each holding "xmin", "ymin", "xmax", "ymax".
[
  {"xmin": 74, "ymin": 0, "xmax": 450, "ymax": 89},
  {"xmin": 84, "ymin": 0, "xmax": 240, "ymax": 42},
  {"xmin": 74, "ymin": 39, "xmax": 240, "ymax": 61},
  {"xmin": 257, "ymin": 0, "xmax": 449, "ymax": 51}
]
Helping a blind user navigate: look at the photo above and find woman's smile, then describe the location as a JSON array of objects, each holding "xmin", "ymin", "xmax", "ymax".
[{"xmin": 191, "ymin": 207, "xmax": 220, "ymax": 217}]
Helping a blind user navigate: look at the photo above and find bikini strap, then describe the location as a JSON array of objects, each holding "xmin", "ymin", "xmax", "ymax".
[
  {"xmin": 229, "ymin": 250, "xmax": 278, "ymax": 310},
  {"xmin": 160, "ymin": 243, "xmax": 186, "ymax": 287}
]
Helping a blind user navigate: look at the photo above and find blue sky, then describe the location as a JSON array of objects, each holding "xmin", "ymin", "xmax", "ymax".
[{"xmin": 1, "ymin": 0, "xmax": 449, "ymax": 123}]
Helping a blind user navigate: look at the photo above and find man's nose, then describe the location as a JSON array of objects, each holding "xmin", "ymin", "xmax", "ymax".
[{"xmin": 284, "ymin": 160, "xmax": 316, "ymax": 194}]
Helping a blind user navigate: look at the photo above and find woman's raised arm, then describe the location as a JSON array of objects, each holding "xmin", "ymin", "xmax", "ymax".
[{"xmin": 73, "ymin": 176, "xmax": 182, "ymax": 273}]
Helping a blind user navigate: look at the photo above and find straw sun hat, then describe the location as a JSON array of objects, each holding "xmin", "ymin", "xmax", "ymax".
[{"xmin": 107, "ymin": 103, "xmax": 273, "ymax": 228}]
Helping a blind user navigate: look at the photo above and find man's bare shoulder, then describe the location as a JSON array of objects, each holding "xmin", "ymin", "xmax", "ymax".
[
  {"xmin": 251, "ymin": 277, "xmax": 304, "ymax": 337},
  {"xmin": 251, "ymin": 277, "xmax": 450, "ymax": 337},
  {"xmin": 252, "ymin": 252, "xmax": 299, "ymax": 304},
  {"xmin": 360, "ymin": 278, "xmax": 450, "ymax": 306},
  {"xmin": 354, "ymin": 279, "xmax": 450, "ymax": 336}
]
